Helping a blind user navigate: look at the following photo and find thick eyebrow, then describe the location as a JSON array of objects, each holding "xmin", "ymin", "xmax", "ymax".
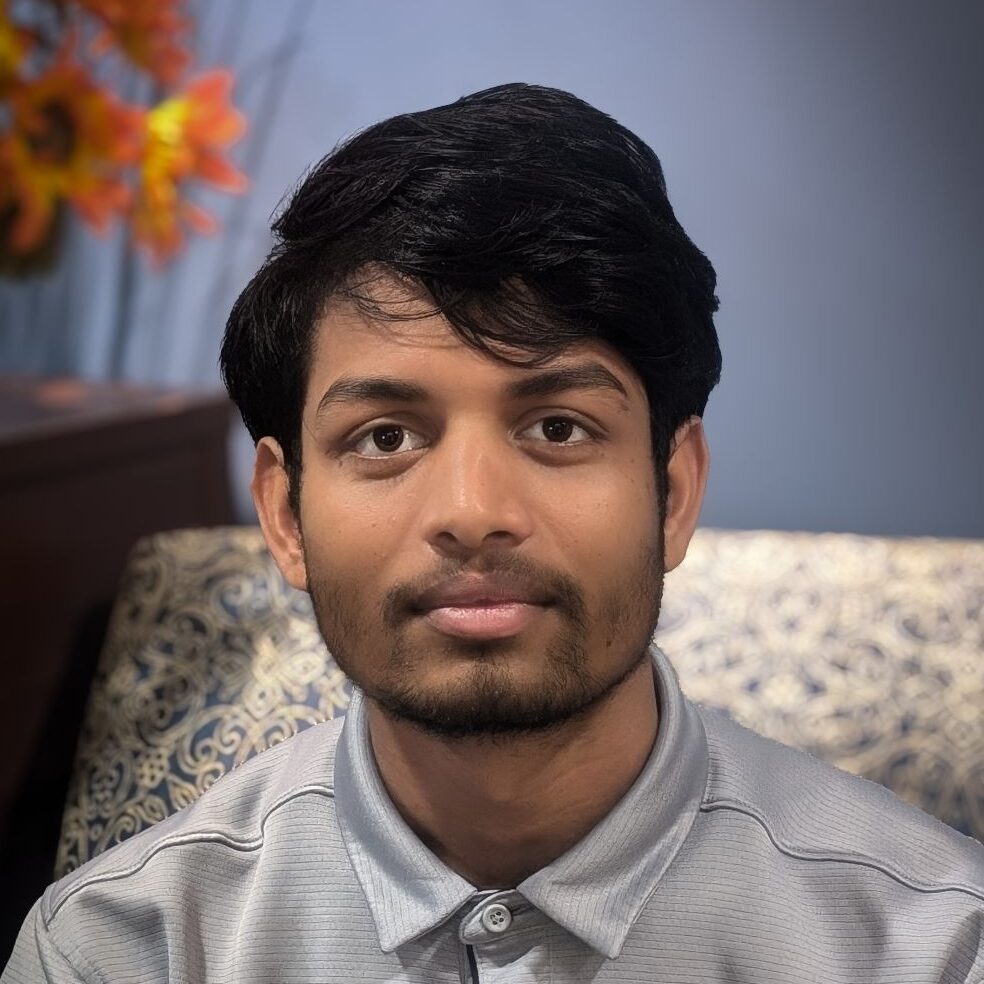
[
  {"xmin": 314, "ymin": 361, "xmax": 630, "ymax": 420},
  {"xmin": 507, "ymin": 363, "xmax": 630, "ymax": 406}
]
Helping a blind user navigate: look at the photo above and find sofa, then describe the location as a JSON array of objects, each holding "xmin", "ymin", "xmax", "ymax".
[{"xmin": 55, "ymin": 525, "xmax": 984, "ymax": 877}]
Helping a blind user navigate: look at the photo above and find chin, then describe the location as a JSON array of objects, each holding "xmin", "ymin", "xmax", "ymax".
[{"xmin": 361, "ymin": 636, "xmax": 646, "ymax": 740}]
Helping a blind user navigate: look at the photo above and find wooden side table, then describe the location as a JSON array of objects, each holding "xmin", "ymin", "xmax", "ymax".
[{"xmin": 0, "ymin": 376, "xmax": 236, "ymax": 950}]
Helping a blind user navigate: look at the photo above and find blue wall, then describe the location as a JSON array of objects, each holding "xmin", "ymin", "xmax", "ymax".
[{"xmin": 2, "ymin": 0, "xmax": 981, "ymax": 536}]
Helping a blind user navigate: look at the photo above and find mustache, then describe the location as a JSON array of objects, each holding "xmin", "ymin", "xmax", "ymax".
[{"xmin": 382, "ymin": 553, "xmax": 587, "ymax": 628}]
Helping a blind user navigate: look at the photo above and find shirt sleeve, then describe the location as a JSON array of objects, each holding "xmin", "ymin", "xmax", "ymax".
[{"xmin": 1, "ymin": 899, "xmax": 85, "ymax": 984}]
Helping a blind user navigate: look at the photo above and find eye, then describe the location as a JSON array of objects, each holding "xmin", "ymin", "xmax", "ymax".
[
  {"xmin": 520, "ymin": 416, "xmax": 594, "ymax": 446},
  {"xmin": 352, "ymin": 424, "xmax": 425, "ymax": 458}
]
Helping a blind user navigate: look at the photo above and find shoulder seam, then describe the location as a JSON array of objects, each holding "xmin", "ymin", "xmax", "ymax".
[
  {"xmin": 701, "ymin": 797, "xmax": 984, "ymax": 904},
  {"xmin": 45, "ymin": 782, "xmax": 336, "ymax": 924}
]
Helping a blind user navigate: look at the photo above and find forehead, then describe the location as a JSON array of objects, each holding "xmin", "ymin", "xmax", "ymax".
[{"xmin": 308, "ymin": 289, "xmax": 648, "ymax": 412}]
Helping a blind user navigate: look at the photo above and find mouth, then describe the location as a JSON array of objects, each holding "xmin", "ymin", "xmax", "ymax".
[{"xmin": 420, "ymin": 602, "xmax": 549, "ymax": 640}]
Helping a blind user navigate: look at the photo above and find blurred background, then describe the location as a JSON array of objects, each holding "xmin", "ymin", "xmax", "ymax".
[{"xmin": 1, "ymin": 0, "xmax": 981, "ymax": 962}]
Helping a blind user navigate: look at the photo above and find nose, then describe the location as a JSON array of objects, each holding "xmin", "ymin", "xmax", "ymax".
[{"xmin": 419, "ymin": 422, "xmax": 535, "ymax": 556}]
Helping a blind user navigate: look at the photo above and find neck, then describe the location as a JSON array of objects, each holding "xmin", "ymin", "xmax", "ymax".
[{"xmin": 365, "ymin": 655, "xmax": 660, "ymax": 889}]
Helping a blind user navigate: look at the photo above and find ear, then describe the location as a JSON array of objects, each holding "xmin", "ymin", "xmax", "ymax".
[
  {"xmin": 662, "ymin": 416, "xmax": 710, "ymax": 573},
  {"xmin": 251, "ymin": 437, "xmax": 308, "ymax": 591}
]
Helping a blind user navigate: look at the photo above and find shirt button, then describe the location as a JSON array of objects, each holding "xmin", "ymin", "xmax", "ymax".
[{"xmin": 480, "ymin": 902, "xmax": 512, "ymax": 933}]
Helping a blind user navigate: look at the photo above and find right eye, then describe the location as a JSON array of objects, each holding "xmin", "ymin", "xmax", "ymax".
[{"xmin": 349, "ymin": 423, "xmax": 427, "ymax": 458}]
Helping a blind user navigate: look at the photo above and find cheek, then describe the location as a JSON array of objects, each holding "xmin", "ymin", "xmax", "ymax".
[
  {"xmin": 556, "ymin": 463, "xmax": 658, "ymax": 560},
  {"xmin": 299, "ymin": 465, "xmax": 402, "ymax": 570},
  {"xmin": 305, "ymin": 524, "xmax": 397, "ymax": 606}
]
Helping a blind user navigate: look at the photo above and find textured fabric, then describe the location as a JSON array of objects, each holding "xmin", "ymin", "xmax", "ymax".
[
  {"xmin": 7, "ymin": 645, "xmax": 984, "ymax": 983},
  {"xmin": 56, "ymin": 526, "xmax": 984, "ymax": 878}
]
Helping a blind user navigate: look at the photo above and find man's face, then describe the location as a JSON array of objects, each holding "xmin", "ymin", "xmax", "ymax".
[{"xmin": 289, "ymin": 291, "xmax": 665, "ymax": 739}]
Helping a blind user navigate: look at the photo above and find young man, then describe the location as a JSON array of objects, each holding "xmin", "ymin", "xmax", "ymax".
[{"xmin": 5, "ymin": 83, "xmax": 983, "ymax": 982}]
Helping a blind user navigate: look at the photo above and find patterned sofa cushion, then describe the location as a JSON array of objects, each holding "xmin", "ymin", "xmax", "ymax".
[
  {"xmin": 55, "ymin": 526, "xmax": 984, "ymax": 877},
  {"xmin": 56, "ymin": 528, "xmax": 348, "ymax": 877}
]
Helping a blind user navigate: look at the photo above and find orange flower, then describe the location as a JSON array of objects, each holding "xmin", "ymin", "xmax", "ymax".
[
  {"xmin": 74, "ymin": 0, "xmax": 191, "ymax": 85},
  {"xmin": 3, "ymin": 49, "xmax": 143, "ymax": 253},
  {"xmin": 132, "ymin": 69, "xmax": 247, "ymax": 265}
]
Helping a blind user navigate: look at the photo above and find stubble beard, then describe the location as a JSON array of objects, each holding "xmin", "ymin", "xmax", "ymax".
[{"xmin": 304, "ymin": 531, "xmax": 665, "ymax": 741}]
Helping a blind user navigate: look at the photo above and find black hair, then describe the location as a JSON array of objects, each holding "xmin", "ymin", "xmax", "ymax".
[{"xmin": 220, "ymin": 82, "xmax": 721, "ymax": 520}]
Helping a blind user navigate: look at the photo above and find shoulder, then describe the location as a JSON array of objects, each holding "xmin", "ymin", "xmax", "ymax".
[
  {"xmin": 696, "ymin": 703, "xmax": 984, "ymax": 897},
  {"xmin": 41, "ymin": 715, "xmax": 347, "ymax": 926}
]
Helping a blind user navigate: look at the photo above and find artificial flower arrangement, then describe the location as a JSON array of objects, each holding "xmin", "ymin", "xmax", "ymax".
[{"xmin": 0, "ymin": 0, "xmax": 247, "ymax": 272}]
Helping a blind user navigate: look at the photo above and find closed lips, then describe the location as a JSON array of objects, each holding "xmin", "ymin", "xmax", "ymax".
[{"xmin": 416, "ymin": 576, "xmax": 551, "ymax": 611}]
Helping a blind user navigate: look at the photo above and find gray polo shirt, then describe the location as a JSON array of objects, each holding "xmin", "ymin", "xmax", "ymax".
[{"xmin": 5, "ymin": 644, "xmax": 984, "ymax": 982}]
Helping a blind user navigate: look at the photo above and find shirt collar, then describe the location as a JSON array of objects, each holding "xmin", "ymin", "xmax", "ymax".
[
  {"xmin": 518, "ymin": 644, "xmax": 709, "ymax": 957},
  {"xmin": 333, "ymin": 693, "xmax": 476, "ymax": 952},
  {"xmin": 333, "ymin": 642, "xmax": 709, "ymax": 958}
]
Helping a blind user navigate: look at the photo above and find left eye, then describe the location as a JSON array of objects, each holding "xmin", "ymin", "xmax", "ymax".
[{"xmin": 524, "ymin": 417, "xmax": 591, "ymax": 444}]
